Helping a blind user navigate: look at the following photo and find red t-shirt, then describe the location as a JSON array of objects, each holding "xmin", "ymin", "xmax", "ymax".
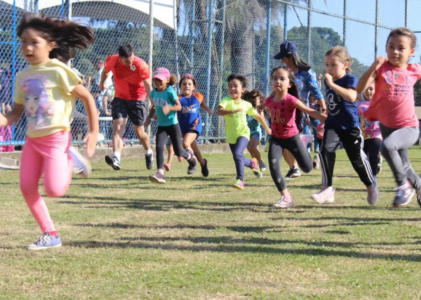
[
  {"xmin": 265, "ymin": 93, "xmax": 299, "ymax": 139},
  {"xmin": 104, "ymin": 54, "xmax": 150, "ymax": 101},
  {"xmin": 364, "ymin": 62, "xmax": 421, "ymax": 128}
]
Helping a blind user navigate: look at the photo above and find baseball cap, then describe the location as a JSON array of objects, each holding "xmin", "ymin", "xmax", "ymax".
[
  {"xmin": 153, "ymin": 67, "xmax": 170, "ymax": 81},
  {"xmin": 274, "ymin": 41, "xmax": 297, "ymax": 60}
]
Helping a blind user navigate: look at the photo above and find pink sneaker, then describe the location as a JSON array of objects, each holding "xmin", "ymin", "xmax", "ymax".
[
  {"xmin": 274, "ymin": 195, "xmax": 294, "ymax": 208},
  {"xmin": 250, "ymin": 158, "xmax": 261, "ymax": 178},
  {"xmin": 232, "ymin": 179, "xmax": 244, "ymax": 190},
  {"xmin": 311, "ymin": 187, "xmax": 335, "ymax": 204},
  {"xmin": 164, "ymin": 163, "xmax": 171, "ymax": 172}
]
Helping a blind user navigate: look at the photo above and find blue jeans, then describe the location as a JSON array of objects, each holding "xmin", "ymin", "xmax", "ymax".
[{"xmin": 229, "ymin": 136, "xmax": 252, "ymax": 181}]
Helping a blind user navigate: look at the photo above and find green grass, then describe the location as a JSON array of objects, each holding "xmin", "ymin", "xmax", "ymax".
[{"xmin": 1, "ymin": 148, "xmax": 421, "ymax": 299}]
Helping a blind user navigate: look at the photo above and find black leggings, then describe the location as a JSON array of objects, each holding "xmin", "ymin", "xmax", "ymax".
[
  {"xmin": 363, "ymin": 138, "xmax": 381, "ymax": 175},
  {"xmin": 269, "ymin": 134, "xmax": 312, "ymax": 192},
  {"xmin": 156, "ymin": 124, "xmax": 189, "ymax": 169}
]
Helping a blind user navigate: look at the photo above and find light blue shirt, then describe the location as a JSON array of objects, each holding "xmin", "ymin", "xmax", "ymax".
[{"xmin": 151, "ymin": 86, "xmax": 179, "ymax": 127}]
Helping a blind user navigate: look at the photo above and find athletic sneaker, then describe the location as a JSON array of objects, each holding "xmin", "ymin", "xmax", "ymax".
[
  {"xmin": 366, "ymin": 182, "xmax": 380, "ymax": 205},
  {"xmin": 105, "ymin": 155, "xmax": 121, "ymax": 170},
  {"xmin": 164, "ymin": 163, "xmax": 171, "ymax": 172},
  {"xmin": 273, "ymin": 195, "xmax": 294, "ymax": 208},
  {"xmin": 201, "ymin": 159, "xmax": 209, "ymax": 177},
  {"xmin": 69, "ymin": 146, "xmax": 91, "ymax": 178},
  {"xmin": 259, "ymin": 160, "xmax": 267, "ymax": 172},
  {"xmin": 28, "ymin": 233, "xmax": 62, "ymax": 250},
  {"xmin": 285, "ymin": 167, "xmax": 301, "ymax": 180},
  {"xmin": 417, "ymin": 190, "xmax": 421, "ymax": 208},
  {"xmin": 145, "ymin": 153, "xmax": 154, "ymax": 170},
  {"xmin": 232, "ymin": 179, "xmax": 244, "ymax": 190},
  {"xmin": 186, "ymin": 149, "xmax": 197, "ymax": 174},
  {"xmin": 393, "ymin": 183, "xmax": 415, "ymax": 207},
  {"xmin": 313, "ymin": 154, "xmax": 320, "ymax": 170},
  {"xmin": 250, "ymin": 158, "xmax": 261, "ymax": 178},
  {"xmin": 311, "ymin": 187, "xmax": 335, "ymax": 204},
  {"xmin": 149, "ymin": 172, "xmax": 166, "ymax": 184}
]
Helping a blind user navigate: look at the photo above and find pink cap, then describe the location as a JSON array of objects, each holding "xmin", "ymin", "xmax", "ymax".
[{"xmin": 153, "ymin": 67, "xmax": 170, "ymax": 81}]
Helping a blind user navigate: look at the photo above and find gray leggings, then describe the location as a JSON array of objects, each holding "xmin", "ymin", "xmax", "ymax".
[{"xmin": 380, "ymin": 124, "xmax": 421, "ymax": 189}]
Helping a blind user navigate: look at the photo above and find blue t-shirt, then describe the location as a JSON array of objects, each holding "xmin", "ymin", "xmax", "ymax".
[
  {"xmin": 295, "ymin": 69, "xmax": 324, "ymax": 105},
  {"xmin": 247, "ymin": 115, "xmax": 261, "ymax": 135},
  {"xmin": 177, "ymin": 92, "xmax": 204, "ymax": 135},
  {"xmin": 151, "ymin": 86, "xmax": 179, "ymax": 127},
  {"xmin": 325, "ymin": 73, "xmax": 360, "ymax": 130}
]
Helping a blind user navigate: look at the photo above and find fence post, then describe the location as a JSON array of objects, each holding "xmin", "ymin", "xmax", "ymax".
[
  {"xmin": 205, "ymin": 0, "xmax": 215, "ymax": 142},
  {"xmin": 307, "ymin": 0, "xmax": 311, "ymax": 65},
  {"xmin": 265, "ymin": 0, "xmax": 272, "ymax": 96},
  {"xmin": 374, "ymin": 0, "xmax": 379, "ymax": 60},
  {"xmin": 283, "ymin": 4, "xmax": 287, "ymax": 41},
  {"xmin": 217, "ymin": 0, "xmax": 226, "ymax": 143},
  {"xmin": 11, "ymin": 0, "xmax": 17, "ymax": 144},
  {"xmin": 343, "ymin": 0, "xmax": 347, "ymax": 46}
]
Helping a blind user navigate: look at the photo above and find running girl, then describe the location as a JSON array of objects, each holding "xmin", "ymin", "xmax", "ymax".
[
  {"xmin": 264, "ymin": 67, "xmax": 326, "ymax": 208},
  {"xmin": 0, "ymin": 13, "xmax": 98, "ymax": 250},
  {"xmin": 217, "ymin": 74, "xmax": 271, "ymax": 189},
  {"xmin": 357, "ymin": 27, "xmax": 421, "ymax": 207}
]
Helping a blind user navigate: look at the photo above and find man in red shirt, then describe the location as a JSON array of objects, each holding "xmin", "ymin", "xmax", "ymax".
[{"xmin": 100, "ymin": 44, "xmax": 154, "ymax": 170}]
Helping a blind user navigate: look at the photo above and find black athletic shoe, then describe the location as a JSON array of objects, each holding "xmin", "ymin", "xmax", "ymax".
[
  {"xmin": 201, "ymin": 159, "xmax": 209, "ymax": 177},
  {"xmin": 105, "ymin": 155, "xmax": 121, "ymax": 170},
  {"xmin": 145, "ymin": 153, "xmax": 154, "ymax": 170}
]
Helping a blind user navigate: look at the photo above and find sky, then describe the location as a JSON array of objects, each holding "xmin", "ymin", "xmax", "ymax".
[{"xmin": 284, "ymin": 0, "xmax": 419, "ymax": 66}]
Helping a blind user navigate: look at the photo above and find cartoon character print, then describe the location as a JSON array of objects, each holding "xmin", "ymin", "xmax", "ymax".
[
  {"xmin": 358, "ymin": 101, "xmax": 381, "ymax": 139},
  {"xmin": 21, "ymin": 76, "xmax": 54, "ymax": 129}
]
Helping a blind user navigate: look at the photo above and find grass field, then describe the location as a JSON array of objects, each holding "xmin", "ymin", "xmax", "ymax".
[{"xmin": 1, "ymin": 148, "xmax": 421, "ymax": 300}]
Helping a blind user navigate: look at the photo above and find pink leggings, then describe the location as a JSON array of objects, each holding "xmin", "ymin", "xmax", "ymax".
[{"xmin": 20, "ymin": 131, "xmax": 73, "ymax": 233}]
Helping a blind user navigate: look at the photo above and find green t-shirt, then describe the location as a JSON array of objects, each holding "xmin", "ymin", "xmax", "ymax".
[{"xmin": 219, "ymin": 96, "xmax": 258, "ymax": 144}]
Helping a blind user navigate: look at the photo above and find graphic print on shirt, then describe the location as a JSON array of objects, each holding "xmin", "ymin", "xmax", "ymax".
[
  {"xmin": 21, "ymin": 76, "xmax": 55, "ymax": 130},
  {"xmin": 326, "ymin": 91, "xmax": 340, "ymax": 116},
  {"xmin": 358, "ymin": 101, "xmax": 381, "ymax": 139},
  {"xmin": 382, "ymin": 70, "xmax": 411, "ymax": 98},
  {"xmin": 182, "ymin": 103, "xmax": 199, "ymax": 114}
]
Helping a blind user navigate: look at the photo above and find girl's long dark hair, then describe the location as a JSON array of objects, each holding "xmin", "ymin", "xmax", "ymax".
[
  {"xmin": 17, "ymin": 13, "xmax": 94, "ymax": 62},
  {"xmin": 270, "ymin": 66, "xmax": 303, "ymax": 132},
  {"xmin": 243, "ymin": 89, "xmax": 265, "ymax": 108},
  {"xmin": 285, "ymin": 52, "xmax": 311, "ymax": 72}
]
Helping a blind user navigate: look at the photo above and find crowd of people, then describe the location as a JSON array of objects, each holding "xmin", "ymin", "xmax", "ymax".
[{"xmin": 1, "ymin": 13, "xmax": 421, "ymax": 250}]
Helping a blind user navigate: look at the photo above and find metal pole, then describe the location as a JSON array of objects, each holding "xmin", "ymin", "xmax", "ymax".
[
  {"xmin": 61, "ymin": 0, "xmax": 64, "ymax": 17},
  {"xmin": 307, "ymin": 0, "xmax": 311, "ymax": 65},
  {"xmin": 217, "ymin": 0, "xmax": 226, "ymax": 143},
  {"xmin": 34, "ymin": 0, "xmax": 38, "ymax": 13},
  {"xmin": 343, "ymin": 0, "xmax": 347, "ymax": 46},
  {"xmin": 149, "ymin": 0, "xmax": 154, "ymax": 77},
  {"xmin": 205, "ymin": 0, "xmax": 215, "ymax": 142},
  {"xmin": 283, "ymin": 4, "xmax": 287, "ymax": 40},
  {"xmin": 189, "ymin": 0, "xmax": 195, "ymax": 73},
  {"xmin": 374, "ymin": 0, "xmax": 379, "ymax": 59},
  {"xmin": 265, "ymin": 0, "xmax": 272, "ymax": 95},
  {"xmin": 173, "ymin": 0, "xmax": 179, "ymax": 86},
  {"xmin": 405, "ymin": 0, "xmax": 408, "ymax": 27},
  {"xmin": 11, "ymin": 0, "xmax": 17, "ymax": 143},
  {"xmin": 67, "ymin": 0, "xmax": 72, "ymax": 20}
]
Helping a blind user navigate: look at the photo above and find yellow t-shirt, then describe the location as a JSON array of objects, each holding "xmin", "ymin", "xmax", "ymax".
[
  {"xmin": 14, "ymin": 59, "xmax": 82, "ymax": 138},
  {"xmin": 219, "ymin": 96, "xmax": 257, "ymax": 144}
]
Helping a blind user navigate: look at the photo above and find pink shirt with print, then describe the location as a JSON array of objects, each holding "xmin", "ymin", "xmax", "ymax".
[
  {"xmin": 265, "ymin": 93, "xmax": 299, "ymax": 139},
  {"xmin": 364, "ymin": 62, "xmax": 421, "ymax": 128},
  {"xmin": 358, "ymin": 100, "xmax": 382, "ymax": 140}
]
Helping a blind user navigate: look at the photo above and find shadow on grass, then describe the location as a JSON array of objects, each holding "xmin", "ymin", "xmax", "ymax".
[
  {"xmin": 60, "ymin": 197, "xmax": 273, "ymax": 212},
  {"xmin": 68, "ymin": 237, "xmax": 421, "ymax": 262}
]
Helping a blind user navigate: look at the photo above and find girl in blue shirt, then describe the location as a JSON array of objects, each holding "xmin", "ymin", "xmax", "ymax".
[{"xmin": 147, "ymin": 68, "xmax": 197, "ymax": 184}]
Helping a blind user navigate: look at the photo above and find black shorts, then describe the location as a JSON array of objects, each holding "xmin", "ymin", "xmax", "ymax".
[{"xmin": 112, "ymin": 97, "xmax": 148, "ymax": 126}]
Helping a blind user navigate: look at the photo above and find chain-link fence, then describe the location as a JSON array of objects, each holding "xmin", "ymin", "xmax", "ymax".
[{"xmin": 0, "ymin": 0, "xmax": 413, "ymax": 149}]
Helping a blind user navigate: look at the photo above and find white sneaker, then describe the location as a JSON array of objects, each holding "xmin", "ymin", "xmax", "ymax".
[
  {"xmin": 69, "ymin": 146, "xmax": 92, "ymax": 178},
  {"xmin": 311, "ymin": 187, "xmax": 335, "ymax": 204},
  {"xmin": 313, "ymin": 155, "xmax": 320, "ymax": 170},
  {"xmin": 274, "ymin": 195, "xmax": 294, "ymax": 208}
]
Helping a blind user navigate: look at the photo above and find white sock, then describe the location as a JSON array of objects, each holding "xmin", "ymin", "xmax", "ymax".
[
  {"xmin": 325, "ymin": 186, "xmax": 333, "ymax": 192},
  {"xmin": 146, "ymin": 149, "xmax": 153, "ymax": 155},
  {"xmin": 114, "ymin": 152, "xmax": 121, "ymax": 161}
]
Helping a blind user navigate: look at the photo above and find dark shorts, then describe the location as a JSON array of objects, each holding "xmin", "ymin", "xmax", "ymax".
[
  {"xmin": 112, "ymin": 97, "xmax": 148, "ymax": 126},
  {"xmin": 181, "ymin": 129, "xmax": 199, "ymax": 138}
]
